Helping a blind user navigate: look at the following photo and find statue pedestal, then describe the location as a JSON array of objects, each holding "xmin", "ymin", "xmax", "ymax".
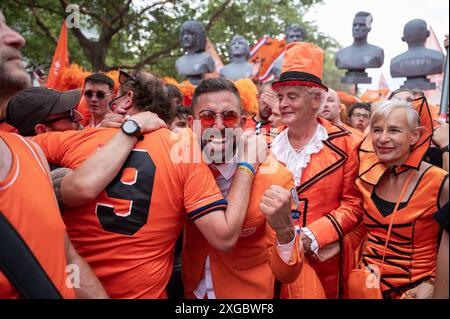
[
  {"xmin": 401, "ymin": 76, "xmax": 436, "ymax": 90},
  {"xmin": 341, "ymin": 70, "xmax": 372, "ymax": 84}
]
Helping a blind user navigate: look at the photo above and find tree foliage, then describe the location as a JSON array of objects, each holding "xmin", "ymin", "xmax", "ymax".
[{"xmin": 2, "ymin": 0, "xmax": 350, "ymax": 89}]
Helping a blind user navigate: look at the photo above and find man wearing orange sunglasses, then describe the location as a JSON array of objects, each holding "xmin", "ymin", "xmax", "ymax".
[{"xmin": 182, "ymin": 77, "xmax": 302, "ymax": 299}]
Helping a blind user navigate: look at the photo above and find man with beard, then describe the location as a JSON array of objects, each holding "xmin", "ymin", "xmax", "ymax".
[
  {"xmin": 182, "ymin": 77, "xmax": 303, "ymax": 299},
  {"xmin": 31, "ymin": 71, "xmax": 278, "ymax": 298},
  {"xmin": 0, "ymin": 10, "xmax": 106, "ymax": 298}
]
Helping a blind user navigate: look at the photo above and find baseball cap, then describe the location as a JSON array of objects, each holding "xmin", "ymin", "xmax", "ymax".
[{"xmin": 6, "ymin": 87, "xmax": 82, "ymax": 136}]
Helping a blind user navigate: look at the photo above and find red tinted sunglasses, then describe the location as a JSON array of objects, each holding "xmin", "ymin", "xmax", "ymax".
[{"xmin": 198, "ymin": 110, "xmax": 240, "ymax": 128}]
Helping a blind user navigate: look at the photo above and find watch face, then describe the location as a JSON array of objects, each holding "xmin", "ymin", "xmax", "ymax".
[{"xmin": 123, "ymin": 120, "xmax": 138, "ymax": 134}]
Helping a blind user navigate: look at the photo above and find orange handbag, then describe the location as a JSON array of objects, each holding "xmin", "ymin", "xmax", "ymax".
[{"xmin": 347, "ymin": 171, "xmax": 414, "ymax": 299}]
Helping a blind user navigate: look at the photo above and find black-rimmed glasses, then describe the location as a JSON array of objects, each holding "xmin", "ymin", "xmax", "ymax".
[{"xmin": 108, "ymin": 93, "xmax": 127, "ymax": 111}]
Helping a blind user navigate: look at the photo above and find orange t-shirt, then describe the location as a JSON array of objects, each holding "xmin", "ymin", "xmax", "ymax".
[
  {"xmin": 0, "ymin": 132, "xmax": 75, "ymax": 299},
  {"xmin": 33, "ymin": 127, "xmax": 226, "ymax": 298}
]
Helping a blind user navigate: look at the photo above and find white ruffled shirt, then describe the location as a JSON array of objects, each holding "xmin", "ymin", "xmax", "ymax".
[
  {"xmin": 271, "ymin": 124, "xmax": 328, "ymax": 256},
  {"xmin": 271, "ymin": 124, "xmax": 328, "ymax": 186}
]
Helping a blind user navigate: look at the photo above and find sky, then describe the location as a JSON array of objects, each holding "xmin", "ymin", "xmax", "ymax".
[{"xmin": 303, "ymin": 0, "xmax": 449, "ymax": 91}]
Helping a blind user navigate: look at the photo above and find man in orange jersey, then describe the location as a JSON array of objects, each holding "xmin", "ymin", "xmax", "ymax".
[
  {"xmin": 181, "ymin": 77, "xmax": 302, "ymax": 299},
  {"xmin": 271, "ymin": 42, "xmax": 363, "ymax": 298},
  {"xmin": 0, "ymin": 9, "xmax": 106, "ymax": 298},
  {"xmin": 32, "ymin": 70, "xmax": 270, "ymax": 298}
]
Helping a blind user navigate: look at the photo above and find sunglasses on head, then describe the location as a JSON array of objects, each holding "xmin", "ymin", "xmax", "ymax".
[
  {"xmin": 119, "ymin": 69, "xmax": 139, "ymax": 85},
  {"xmin": 84, "ymin": 90, "xmax": 109, "ymax": 100},
  {"xmin": 198, "ymin": 110, "xmax": 240, "ymax": 128},
  {"xmin": 41, "ymin": 109, "xmax": 80, "ymax": 125}
]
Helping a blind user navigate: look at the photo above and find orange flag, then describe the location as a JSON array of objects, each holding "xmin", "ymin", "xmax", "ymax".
[
  {"xmin": 46, "ymin": 21, "xmax": 69, "ymax": 90},
  {"xmin": 204, "ymin": 37, "xmax": 223, "ymax": 79},
  {"xmin": 378, "ymin": 73, "xmax": 389, "ymax": 91}
]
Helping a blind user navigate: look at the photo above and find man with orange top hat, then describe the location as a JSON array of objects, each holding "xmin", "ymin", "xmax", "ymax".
[{"xmin": 270, "ymin": 42, "xmax": 364, "ymax": 298}]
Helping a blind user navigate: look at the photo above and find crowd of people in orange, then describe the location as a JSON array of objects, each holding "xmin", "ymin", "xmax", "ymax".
[{"xmin": 0, "ymin": 9, "xmax": 448, "ymax": 300}]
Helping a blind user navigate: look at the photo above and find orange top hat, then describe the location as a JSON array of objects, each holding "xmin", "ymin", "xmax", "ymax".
[{"xmin": 272, "ymin": 42, "xmax": 328, "ymax": 92}]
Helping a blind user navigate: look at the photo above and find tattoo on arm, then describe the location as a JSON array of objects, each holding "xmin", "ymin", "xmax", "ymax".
[{"xmin": 51, "ymin": 167, "xmax": 73, "ymax": 211}]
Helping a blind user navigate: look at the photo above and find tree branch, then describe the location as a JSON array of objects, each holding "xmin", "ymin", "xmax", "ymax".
[
  {"xmin": 116, "ymin": 41, "xmax": 179, "ymax": 70},
  {"xmin": 110, "ymin": 0, "xmax": 132, "ymax": 27},
  {"xmin": 31, "ymin": 8, "xmax": 57, "ymax": 45},
  {"xmin": 77, "ymin": 4, "xmax": 111, "ymax": 28},
  {"xmin": 11, "ymin": 0, "xmax": 62, "ymax": 15},
  {"xmin": 136, "ymin": 0, "xmax": 174, "ymax": 17},
  {"xmin": 205, "ymin": 0, "xmax": 233, "ymax": 32}
]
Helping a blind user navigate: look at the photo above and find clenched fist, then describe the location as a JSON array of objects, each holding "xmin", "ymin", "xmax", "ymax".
[{"xmin": 259, "ymin": 185, "xmax": 295, "ymax": 244}]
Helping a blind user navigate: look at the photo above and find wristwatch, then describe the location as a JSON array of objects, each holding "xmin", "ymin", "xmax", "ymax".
[
  {"xmin": 441, "ymin": 144, "xmax": 449, "ymax": 153},
  {"xmin": 121, "ymin": 119, "xmax": 142, "ymax": 139}
]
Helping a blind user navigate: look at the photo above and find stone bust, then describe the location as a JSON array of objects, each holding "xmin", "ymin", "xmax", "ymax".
[
  {"xmin": 335, "ymin": 11, "xmax": 384, "ymax": 83},
  {"xmin": 272, "ymin": 24, "xmax": 306, "ymax": 78},
  {"xmin": 390, "ymin": 19, "xmax": 445, "ymax": 90},
  {"xmin": 175, "ymin": 20, "xmax": 215, "ymax": 86},
  {"xmin": 220, "ymin": 35, "xmax": 253, "ymax": 81}
]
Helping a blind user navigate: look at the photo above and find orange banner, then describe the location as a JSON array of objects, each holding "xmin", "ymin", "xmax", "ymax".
[{"xmin": 46, "ymin": 21, "xmax": 69, "ymax": 90}]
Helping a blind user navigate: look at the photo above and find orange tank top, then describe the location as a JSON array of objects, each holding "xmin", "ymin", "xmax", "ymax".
[
  {"xmin": 356, "ymin": 165, "xmax": 448, "ymax": 298},
  {"xmin": 0, "ymin": 132, "xmax": 75, "ymax": 299}
]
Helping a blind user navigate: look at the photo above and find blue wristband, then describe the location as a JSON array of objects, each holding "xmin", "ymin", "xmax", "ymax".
[{"xmin": 238, "ymin": 162, "xmax": 256, "ymax": 175}]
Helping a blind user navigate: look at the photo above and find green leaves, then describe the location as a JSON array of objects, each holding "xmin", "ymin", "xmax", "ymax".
[{"xmin": 2, "ymin": 0, "xmax": 347, "ymax": 88}]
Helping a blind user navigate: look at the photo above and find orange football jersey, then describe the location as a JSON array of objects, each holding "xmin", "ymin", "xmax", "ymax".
[
  {"xmin": 0, "ymin": 132, "xmax": 75, "ymax": 299},
  {"xmin": 32, "ymin": 127, "xmax": 225, "ymax": 298}
]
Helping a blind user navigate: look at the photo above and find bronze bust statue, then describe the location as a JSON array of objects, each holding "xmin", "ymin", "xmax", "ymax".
[
  {"xmin": 220, "ymin": 35, "xmax": 253, "ymax": 81},
  {"xmin": 175, "ymin": 20, "xmax": 215, "ymax": 86},
  {"xmin": 390, "ymin": 19, "xmax": 445, "ymax": 90},
  {"xmin": 272, "ymin": 24, "xmax": 306, "ymax": 79},
  {"xmin": 335, "ymin": 11, "xmax": 384, "ymax": 83}
]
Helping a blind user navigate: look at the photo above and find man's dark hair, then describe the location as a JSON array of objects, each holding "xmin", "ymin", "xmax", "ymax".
[
  {"xmin": 169, "ymin": 105, "xmax": 192, "ymax": 124},
  {"xmin": 348, "ymin": 102, "xmax": 371, "ymax": 118},
  {"xmin": 192, "ymin": 78, "xmax": 242, "ymax": 113},
  {"xmin": 121, "ymin": 71, "xmax": 174, "ymax": 123},
  {"xmin": 84, "ymin": 73, "xmax": 114, "ymax": 90},
  {"xmin": 166, "ymin": 84, "xmax": 183, "ymax": 102}
]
